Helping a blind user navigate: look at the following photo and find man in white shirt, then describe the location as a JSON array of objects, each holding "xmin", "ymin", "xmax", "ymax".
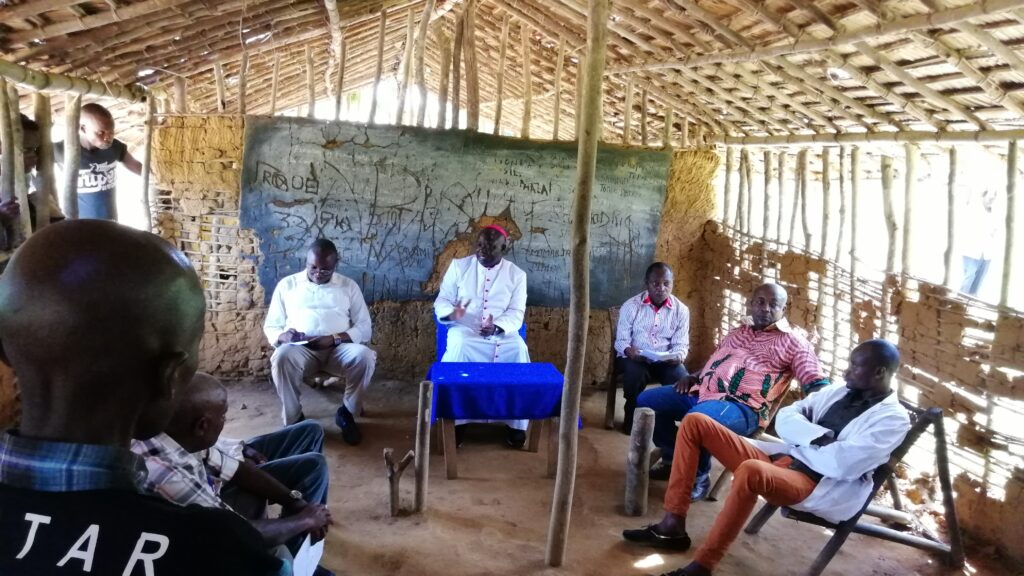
[
  {"xmin": 433, "ymin": 225, "xmax": 529, "ymax": 448},
  {"xmin": 264, "ymin": 239, "xmax": 375, "ymax": 445},
  {"xmin": 622, "ymin": 340, "xmax": 911, "ymax": 576},
  {"xmin": 614, "ymin": 262, "xmax": 690, "ymax": 435}
]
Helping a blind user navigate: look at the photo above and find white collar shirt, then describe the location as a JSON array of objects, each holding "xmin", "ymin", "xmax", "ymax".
[{"xmin": 263, "ymin": 271, "xmax": 372, "ymax": 346}]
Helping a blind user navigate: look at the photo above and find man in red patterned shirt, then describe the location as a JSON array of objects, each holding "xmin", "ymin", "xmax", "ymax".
[{"xmin": 637, "ymin": 283, "xmax": 829, "ymax": 500}]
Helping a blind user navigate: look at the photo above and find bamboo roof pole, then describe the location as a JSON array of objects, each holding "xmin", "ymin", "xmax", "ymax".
[
  {"xmin": 5, "ymin": 0, "xmax": 193, "ymax": 45},
  {"xmin": 521, "ymin": 22, "xmax": 532, "ymax": 139},
  {"xmin": 4, "ymin": 83, "xmax": 29, "ymax": 239},
  {"xmin": 413, "ymin": 0, "xmax": 437, "ymax": 127},
  {"xmin": 776, "ymin": 151, "xmax": 787, "ymax": 244},
  {"xmin": 32, "ymin": 93, "xmax": 54, "ymax": 232},
  {"xmin": 451, "ymin": 10, "xmax": 465, "ymax": 130},
  {"xmin": 491, "ymin": 15, "xmax": 511, "ymax": 135},
  {"xmin": 552, "ymin": 37, "xmax": 566, "ymax": 140},
  {"xmin": 640, "ymin": 87, "xmax": 649, "ymax": 146},
  {"xmin": 546, "ymin": 0, "xmax": 608, "ymax": 565},
  {"xmin": 1001, "ymin": 140, "xmax": 1017, "ymax": 308},
  {"xmin": 902, "ymin": 144, "xmax": 918, "ymax": 282},
  {"xmin": 675, "ymin": 68, "xmax": 779, "ymax": 134},
  {"xmin": 396, "ymin": 8, "xmax": 416, "ymax": 125},
  {"xmin": 269, "ymin": 54, "xmax": 281, "ymax": 116},
  {"xmin": 305, "ymin": 46, "xmax": 316, "ymax": 118},
  {"xmin": 213, "ymin": 62, "xmax": 227, "ymax": 112},
  {"xmin": 765, "ymin": 59, "xmax": 897, "ymax": 131},
  {"xmin": 173, "ymin": 77, "xmax": 187, "ymax": 113},
  {"xmin": 944, "ymin": 147, "xmax": 957, "ymax": 288},
  {"xmin": 729, "ymin": 64, "xmax": 840, "ymax": 133},
  {"xmin": 663, "ymin": 108, "xmax": 673, "ymax": 149},
  {"xmin": 717, "ymin": 129, "xmax": 1024, "ymax": 146},
  {"xmin": 723, "ymin": 147, "xmax": 735, "ymax": 224},
  {"xmin": 335, "ymin": 37, "xmax": 347, "ymax": 121},
  {"xmin": 62, "ymin": 94, "xmax": 82, "ymax": 220},
  {"xmin": 238, "ymin": 52, "xmax": 249, "ymax": 114},
  {"xmin": 645, "ymin": 82, "xmax": 736, "ymax": 136},
  {"xmin": 607, "ymin": 0, "xmax": 1024, "ymax": 74},
  {"xmin": 463, "ymin": 0, "xmax": 480, "ymax": 131},
  {"xmin": 369, "ymin": 10, "xmax": 387, "ymax": 124},
  {"xmin": 821, "ymin": 148, "xmax": 831, "ymax": 256},
  {"xmin": 436, "ymin": 30, "xmax": 452, "ymax": 129},
  {"xmin": 880, "ymin": 154, "xmax": 897, "ymax": 338},
  {"xmin": 621, "ymin": 76, "xmax": 632, "ymax": 145}
]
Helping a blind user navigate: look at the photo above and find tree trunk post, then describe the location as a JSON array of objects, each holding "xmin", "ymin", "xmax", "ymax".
[
  {"xmin": 621, "ymin": 75, "xmax": 632, "ymax": 145},
  {"xmin": 723, "ymin": 146, "xmax": 735, "ymax": 224},
  {"xmin": 493, "ymin": 15, "xmax": 511, "ymax": 135},
  {"xmin": 270, "ymin": 54, "xmax": 281, "ymax": 116},
  {"xmin": 552, "ymin": 37, "xmax": 566, "ymax": 140},
  {"xmin": 1001, "ymin": 140, "xmax": 1017, "ymax": 307},
  {"xmin": 140, "ymin": 96, "xmax": 156, "ymax": 230},
  {"xmin": 436, "ymin": 30, "xmax": 452, "ymax": 129},
  {"xmin": 62, "ymin": 93, "xmax": 82, "ymax": 220},
  {"xmin": 451, "ymin": 9, "xmax": 465, "ymax": 129},
  {"xmin": 944, "ymin": 147, "xmax": 957, "ymax": 288},
  {"xmin": 463, "ymin": 0, "xmax": 479, "ymax": 131},
  {"xmin": 306, "ymin": 45, "xmax": 316, "ymax": 118},
  {"xmin": 32, "ymin": 92, "xmax": 55, "ymax": 232},
  {"xmin": 238, "ymin": 52, "xmax": 249, "ymax": 115},
  {"xmin": 413, "ymin": 0, "xmax": 436, "ymax": 127},
  {"xmin": 624, "ymin": 407, "xmax": 654, "ymax": 516},
  {"xmin": 369, "ymin": 9, "xmax": 387, "ymax": 125},
  {"xmin": 173, "ymin": 76, "xmax": 187, "ymax": 113},
  {"xmin": 414, "ymin": 380, "xmax": 432, "ymax": 513},
  {"xmin": 520, "ymin": 22, "xmax": 532, "ymax": 138},
  {"xmin": 214, "ymin": 62, "xmax": 227, "ymax": 112}
]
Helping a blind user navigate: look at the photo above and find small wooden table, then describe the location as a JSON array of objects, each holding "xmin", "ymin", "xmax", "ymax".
[{"xmin": 428, "ymin": 361, "xmax": 564, "ymax": 479}]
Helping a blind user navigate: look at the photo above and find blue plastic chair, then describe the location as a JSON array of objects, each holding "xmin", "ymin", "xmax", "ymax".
[{"xmin": 435, "ymin": 315, "xmax": 527, "ymax": 360}]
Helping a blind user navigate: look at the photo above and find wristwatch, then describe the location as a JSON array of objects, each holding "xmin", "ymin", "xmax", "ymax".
[
  {"xmin": 287, "ymin": 489, "xmax": 303, "ymax": 502},
  {"xmin": 332, "ymin": 333, "xmax": 343, "ymax": 346}
]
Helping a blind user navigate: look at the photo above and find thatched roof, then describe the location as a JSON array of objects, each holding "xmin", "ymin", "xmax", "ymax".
[{"xmin": 3, "ymin": 0, "xmax": 1024, "ymax": 143}]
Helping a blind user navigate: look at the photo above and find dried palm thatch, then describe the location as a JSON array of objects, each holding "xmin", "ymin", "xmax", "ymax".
[{"xmin": 2, "ymin": 0, "xmax": 1024, "ymax": 145}]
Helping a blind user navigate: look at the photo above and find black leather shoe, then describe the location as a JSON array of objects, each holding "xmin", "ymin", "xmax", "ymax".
[
  {"xmin": 649, "ymin": 460, "xmax": 672, "ymax": 481},
  {"xmin": 334, "ymin": 406, "xmax": 362, "ymax": 446},
  {"xmin": 690, "ymin": 472, "xmax": 711, "ymax": 502},
  {"xmin": 505, "ymin": 426, "xmax": 527, "ymax": 449},
  {"xmin": 622, "ymin": 524, "xmax": 691, "ymax": 551}
]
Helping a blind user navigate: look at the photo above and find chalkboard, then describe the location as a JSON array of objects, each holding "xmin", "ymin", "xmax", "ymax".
[{"xmin": 240, "ymin": 117, "xmax": 670, "ymax": 308}]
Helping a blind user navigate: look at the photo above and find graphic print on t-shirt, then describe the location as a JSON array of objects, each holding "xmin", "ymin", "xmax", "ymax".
[{"xmin": 79, "ymin": 160, "xmax": 118, "ymax": 195}]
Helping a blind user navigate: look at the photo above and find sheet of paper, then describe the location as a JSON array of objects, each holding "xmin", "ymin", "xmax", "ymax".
[
  {"xmin": 286, "ymin": 340, "xmax": 310, "ymax": 346},
  {"xmin": 639, "ymin": 349, "xmax": 676, "ymax": 363},
  {"xmin": 291, "ymin": 536, "xmax": 324, "ymax": 576}
]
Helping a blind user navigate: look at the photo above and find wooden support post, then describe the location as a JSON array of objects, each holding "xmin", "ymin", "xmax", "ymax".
[
  {"xmin": 833, "ymin": 146, "xmax": 848, "ymax": 374},
  {"xmin": 624, "ymin": 407, "xmax": 654, "ymax": 516},
  {"xmin": 776, "ymin": 151, "xmax": 787, "ymax": 244},
  {"xmin": 436, "ymin": 31, "xmax": 452, "ymax": 129},
  {"xmin": 903, "ymin": 143, "xmax": 918, "ymax": 279},
  {"xmin": 383, "ymin": 448, "xmax": 415, "ymax": 517},
  {"xmin": 463, "ymin": 0, "xmax": 479, "ymax": 131},
  {"xmin": 574, "ymin": 56, "xmax": 584, "ymax": 139},
  {"xmin": 933, "ymin": 414, "xmax": 966, "ymax": 567},
  {"xmin": 944, "ymin": 147, "xmax": 957, "ymax": 288},
  {"xmin": 881, "ymin": 154, "xmax": 897, "ymax": 337},
  {"xmin": 173, "ymin": 76, "xmax": 187, "ymax": 114},
  {"xmin": 369, "ymin": 9, "xmax": 387, "ymax": 124},
  {"xmin": 744, "ymin": 147, "xmax": 753, "ymax": 234},
  {"xmin": 736, "ymin": 148, "xmax": 748, "ymax": 231},
  {"xmin": 799, "ymin": 149, "xmax": 812, "ymax": 250},
  {"xmin": 5, "ymin": 83, "xmax": 29, "ymax": 239},
  {"xmin": 662, "ymin": 108, "xmax": 673, "ymax": 150},
  {"xmin": 334, "ymin": 36, "xmax": 346, "ymax": 121},
  {"xmin": 413, "ymin": 0, "xmax": 435, "ymax": 127},
  {"xmin": 0, "ymin": 79, "xmax": 15, "ymax": 215},
  {"xmin": 1002, "ymin": 140, "xmax": 1017, "ymax": 307},
  {"xmin": 850, "ymin": 146, "xmax": 861, "ymax": 304},
  {"xmin": 681, "ymin": 118, "xmax": 689, "ymax": 147},
  {"xmin": 493, "ymin": 15, "xmax": 511, "ymax": 135},
  {"xmin": 723, "ymin": 147, "xmax": 735, "ymax": 224},
  {"xmin": 621, "ymin": 75, "xmax": 632, "ymax": 145},
  {"xmin": 520, "ymin": 22, "xmax": 532, "ymax": 139},
  {"xmin": 396, "ymin": 8, "xmax": 415, "ymax": 125},
  {"xmin": 763, "ymin": 149, "xmax": 772, "ymax": 241},
  {"xmin": 414, "ymin": 381, "xmax": 432, "ymax": 513},
  {"xmin": 140, "ymin": 97, "xmax": 155, "ymax": 230},
  {"xmin": 788, "ymin": 150, "xmax": 800, "ymax": 250},
  {"xmin": 695, "ymin": 124, "xmax": 704, "ymax": 147},
  {"xmin": 270, "ymin": 54, "xmax": 280, "ymax": 116},
  {"xmin": 62, "ymin": 93, "xmax": 82, "ymax": 220},
  {"xmin": 306, "ymin": 45, "xmax": 316, "ymax": 119},
  {"xmin": 32, "ymin": 93, "xmax": 54, "ymax": 232},
  {"xmin": 640, "ymin": 87, "xmax": 648, "ymax": 146},
  {"xmin": 546, "ymin": 418, "xmax": 558, "ymax": 478},
  {"xmin": 546, "ymin": 0, "xmax": 608, "ymax": 565},
  {"xmin": 238, "ymin": 52, "xmax": 249, "ymax": 115},
  {"xmin": 821, "ymin": 148, "xmax": 831, "ymax": 256},
  {"xmin": 552, "ymin": 37, "xmax": 566, "ymax": 140},
  {"xmin": 213, "ymin": 62, "xmax": 227, "ymax": 112},
  {"xmin": 451, "ymin": 10, "xmax": 465, "ymax": 130},
  {"xmin": 441, "ymin": 418, "xmax": 457, "ymax": 479}
]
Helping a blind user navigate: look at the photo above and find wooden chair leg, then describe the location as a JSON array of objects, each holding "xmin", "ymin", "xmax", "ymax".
[
  {"xmin": 604, "ymin": 379, "xmax": 618, "ymax": 429},
  {"xmin": 706, "ymin": 469, "xmax": 732, "ymax": 502},
  {"xmin": 526, "ymin": 420, "xmax": 541, "ymax": 453},
  {"xmin": 743, "ymin": 501, "xmax": 779, "ymax": 535},
  {"xmin": 546, "ymin": 418, "xmax": 558, "ymax": 478},
  {"xmin": 440, "ymin": 418, "xmax": 458, "ymax": 480},
  {"xmin": 804, "ymin": 525, "xmax": 855, "ymax": 576},
  {"xmin": 886, "ymin": 474, "xmax": 904, "ymax": 511}
]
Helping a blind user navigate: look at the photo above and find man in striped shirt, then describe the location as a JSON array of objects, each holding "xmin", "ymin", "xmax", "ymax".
[
  {"xmin": 615, "ymin": 262, "xmax": 690, "ymax": 435},
  {"xmin": 638, "ymin": 283, "xmax": 829, "ymax": 500}
]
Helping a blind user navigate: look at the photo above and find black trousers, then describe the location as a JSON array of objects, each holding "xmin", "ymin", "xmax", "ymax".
[{"xmin": 617, "ymin": 357, "xmax": 687, "ymax": 430}]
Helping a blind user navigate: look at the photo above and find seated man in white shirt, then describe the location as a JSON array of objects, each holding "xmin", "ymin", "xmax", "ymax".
[
  {"xmin": 264, "ymin": 238, "xmax": 376, "ymax": 445},
  {"xmin": 622, "ymin": 340, "xmax": 911, "ymax": 576},
  {"xmin": 433, "ymin": 225, "xmax": 530, "ymax": 448},
  {"xmin": 614, "ymin": 262, "xmax": 690, "ymax": 435}
]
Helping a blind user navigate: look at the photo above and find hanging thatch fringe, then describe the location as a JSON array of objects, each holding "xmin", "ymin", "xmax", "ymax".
[
  {"xmin": 413, "ymin": 0, "xmax": 437, "ymax": 124},
  {"xmin": 640, "ymin": 87, "xmax": 649, "ymax": 146}
]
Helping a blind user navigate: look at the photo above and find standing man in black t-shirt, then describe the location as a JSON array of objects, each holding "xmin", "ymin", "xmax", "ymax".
[
  {"xmin": 0, "ymin": 220, "xmax": 284, "ymax": 576},
  {"xmin": 56, "ymin": 103, "xmax": 142, "ymax": 221}
]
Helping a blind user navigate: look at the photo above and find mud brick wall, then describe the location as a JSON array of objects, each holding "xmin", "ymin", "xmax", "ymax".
[{"xmin": 146, "ymin": 115, "xmax": 715, "ymax": 388}]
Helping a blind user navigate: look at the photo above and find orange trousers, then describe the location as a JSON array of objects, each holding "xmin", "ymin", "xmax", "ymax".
[{"xmin": 664, "ymin": 413, "xmax": 818, "ymax": 569}]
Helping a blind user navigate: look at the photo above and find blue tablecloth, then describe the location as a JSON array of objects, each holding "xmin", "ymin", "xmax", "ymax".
[{"xmin": 428, "ymin": 362, "xmax": 564, "ymax": 421}]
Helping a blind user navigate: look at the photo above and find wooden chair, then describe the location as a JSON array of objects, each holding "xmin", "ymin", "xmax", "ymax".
[
  {"xmin": 743, "ymin": 405, "xmax": 965, "ymax": 576},
  {"xmin": 604, "ymin": 306, "xmax": 622, "ymax": 429}
]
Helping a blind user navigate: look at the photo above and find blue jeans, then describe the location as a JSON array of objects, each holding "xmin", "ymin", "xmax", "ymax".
[
  {"xmin": 221, "ymin": 421, "xmax": 330, "ymax": 552},
  {"xmin": 636, "ymin": 385, "xmax": 759, "ymax": 475}
]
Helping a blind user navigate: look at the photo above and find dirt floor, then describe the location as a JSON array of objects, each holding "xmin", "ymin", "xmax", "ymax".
[{"xmin": 221, "ymin": 377, "xmax": 1020, "ymax": 576}]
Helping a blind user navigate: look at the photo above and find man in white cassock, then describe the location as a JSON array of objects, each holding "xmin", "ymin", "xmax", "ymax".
[{"xmin": 433, "ymin": 225, "xmax": 530, "ymax": 448}]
